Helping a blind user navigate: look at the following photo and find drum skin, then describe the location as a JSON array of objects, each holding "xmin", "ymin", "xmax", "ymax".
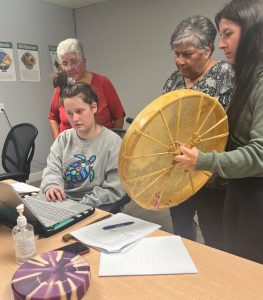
[{"xmin": 119, "ymin": 89, "xmax": 228, "ymax": 209}]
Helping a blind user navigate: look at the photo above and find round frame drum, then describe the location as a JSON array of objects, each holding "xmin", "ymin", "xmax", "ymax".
[{"xmin": 119, "ymin": 89, "xmax": 228, "ymax": 209}]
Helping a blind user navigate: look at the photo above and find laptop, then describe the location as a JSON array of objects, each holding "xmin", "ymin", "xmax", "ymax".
[{"xmin": 0, "ymin": 182, "xmax": 95, "ymax": 237}]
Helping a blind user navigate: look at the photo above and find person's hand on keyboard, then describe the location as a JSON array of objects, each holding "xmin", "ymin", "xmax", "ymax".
[{"xmin": 45, "ymin": 185, "xmax": 66, "ymax": 202}]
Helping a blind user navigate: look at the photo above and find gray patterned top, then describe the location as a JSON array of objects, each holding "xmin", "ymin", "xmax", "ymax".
[{"xmin": 163, "ymin": 60, "xmax": 234, "ymax": 110}]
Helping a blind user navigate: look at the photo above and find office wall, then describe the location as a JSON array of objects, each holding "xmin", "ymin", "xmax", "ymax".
[
  {"xmin": 75, "ymin": 0, "xmax": 227, "ymax": 124},
  {"xmin": 0, "ymin": 0, "xmax": 75, "ymax": 175}
]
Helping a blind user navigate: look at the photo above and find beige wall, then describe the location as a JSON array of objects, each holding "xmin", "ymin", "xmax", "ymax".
[{"xmin": 76, "ymin": 0, "xmax": 227, "ymax": 124}]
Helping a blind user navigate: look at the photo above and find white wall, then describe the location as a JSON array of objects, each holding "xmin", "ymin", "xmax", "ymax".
[
  {"xmin": 0, "ymin": 0, "xmax": 75, "ymax": 174},
  {"xmin": 75, "ymin": 0, "xmax": 227, "ymax": 125}
]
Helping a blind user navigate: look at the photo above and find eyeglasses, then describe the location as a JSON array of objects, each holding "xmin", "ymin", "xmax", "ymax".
[{"xmin": 60, "ymin": 59, "xmax": 83, "ymax": 68}]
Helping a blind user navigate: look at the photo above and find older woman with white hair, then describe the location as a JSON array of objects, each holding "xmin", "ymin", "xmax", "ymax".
[
  {"xmin": 49, "ymin": 38, "xmax": 125, "ymax": 140},
  {"xmin": 163, "ymin": 15, "xmax": 234, "ymax": 250}
]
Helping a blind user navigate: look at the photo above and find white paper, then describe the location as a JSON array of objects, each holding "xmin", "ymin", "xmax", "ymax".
[
  {"xmin": 71, "ymin": 213, "xmax": 161, "ymax": 253},
  {"xmin": 11, "ymin": 182, "xmax": 40, "ymax": 194},
  {"xmin": 99, "ymin": 236, "xmax": 198, "ymax": 276}
]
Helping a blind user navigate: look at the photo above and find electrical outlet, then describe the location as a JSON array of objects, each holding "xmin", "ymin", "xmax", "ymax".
[{"xmin": 0, "ymin": 103, "xmax": 4, "ymax": 113}]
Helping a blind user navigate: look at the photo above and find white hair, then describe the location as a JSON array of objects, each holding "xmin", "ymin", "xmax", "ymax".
[{"xmin": 57, "ymin": 38, "xmax": 85, "ymax": 62}]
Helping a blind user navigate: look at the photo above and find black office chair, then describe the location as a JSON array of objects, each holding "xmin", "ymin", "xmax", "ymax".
[
  {"xmin": 110, "ymin": 128, "xmax": 127, "ymax": 139},
  {"xmin": 126, "ymin": 117, "xmax": 134, "ymax": 125},
  {"xmin": 0, "ymin": 123, "xmax": 38, "ymax": 182},
  {"xmin": 98, "ymin": 128, "xmax": 130, "ymax": 213},
  {"xmin": 99, "ymin": 195, "xmax": 131, "ymax": 214}
]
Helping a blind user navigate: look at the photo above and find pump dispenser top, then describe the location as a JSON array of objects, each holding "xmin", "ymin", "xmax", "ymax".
[
  {"xmin": 12, "ymin": 204, "xmax": 36, "ymax": 264},
  {"xmin": 16, "ymin": 204, "xmax": 27, "ymax": 228}
]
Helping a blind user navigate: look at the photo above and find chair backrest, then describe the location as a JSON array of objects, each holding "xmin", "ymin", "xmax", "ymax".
[
  {"xmin": 2, "ymin": 123, "xmax": 38, "ymax": 177},
  {"xmin": 102, "ymin": 127, "xmax": 130, "ymax": 213},
  {"xmin": 111, "ymin": 128, "xmax": 126, "ymax": 139},
  {"xmin": 126, "ymin": 117, "xmax": 134, "ymax": 125}
]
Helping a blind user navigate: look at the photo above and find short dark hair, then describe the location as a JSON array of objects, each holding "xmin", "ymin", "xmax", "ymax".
[{"xmin": 53, "ymin": 70, "xmax": 98, "ymax": 106}]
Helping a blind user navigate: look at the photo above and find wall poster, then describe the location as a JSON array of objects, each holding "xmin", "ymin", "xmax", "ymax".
[
  {"xmin": 0, "ymin": 41, "xmax": 17, "ymax": 81},
  {"xmin": 49, "ymin": 45, "xmax": 60, "ymax": 73},
  {"xmin": 17, "ymin": 43, "xmax": 41, "ymax": 81}
]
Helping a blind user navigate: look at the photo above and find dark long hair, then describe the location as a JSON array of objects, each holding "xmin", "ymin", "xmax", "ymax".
[
  {"xmin": 228, "ymin": 23, "xmax": 263, "ymax": 131},
  {"xmin": 53, "ymin": 70, "xmax": 98, "ymax": 106},
  {"xmin": 215, "ymin": 0, "xmax": 263, "ymax": 43},
  {"xmin": 215, "ymin": 0, "xmax": 263, "ymax": 132}
]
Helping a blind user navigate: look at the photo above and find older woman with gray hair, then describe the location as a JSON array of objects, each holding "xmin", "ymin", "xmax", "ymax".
[
  {"xmin": 163, "ymin": 15, "xmax": 234, "ymax": 250},
  {"xmin": 49, "ymin": 38, "xmax": 125, "ymax": 140}
]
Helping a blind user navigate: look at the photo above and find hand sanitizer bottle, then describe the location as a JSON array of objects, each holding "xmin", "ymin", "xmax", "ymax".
[{"xmin": 12, "ymin": 204, "xmax": 36, "ymax": 264}]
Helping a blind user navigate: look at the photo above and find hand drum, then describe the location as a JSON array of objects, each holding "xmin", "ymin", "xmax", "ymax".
[{"xmin": 118, "ymin": 89, "xmax": 228, "ymax": 209}]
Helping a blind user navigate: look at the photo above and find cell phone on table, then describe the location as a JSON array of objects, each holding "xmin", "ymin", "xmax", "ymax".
[{"xmin": 55, "ymin": 242, "xmax": 90, "ymax": 255}]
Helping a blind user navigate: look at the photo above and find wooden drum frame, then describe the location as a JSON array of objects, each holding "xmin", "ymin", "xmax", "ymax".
[{"xmin": 118, "ymin": 89, "xmax": 228, "ymax": 209}]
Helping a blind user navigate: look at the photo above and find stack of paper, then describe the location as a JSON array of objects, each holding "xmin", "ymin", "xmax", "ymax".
[
  {"xmin": 11, "ymin": 182, "xmax": 41, "ymax": 194},
  {"xmin": 70, "ymin": 213, "xmax": 161, "ymax": 253},
  {"xmin": 99, "ymin": 236, "xmax": 198, "ymax": 276}
]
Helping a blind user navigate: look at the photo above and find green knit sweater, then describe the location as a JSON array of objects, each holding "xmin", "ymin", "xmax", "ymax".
[{"xmin": 197, "ymin": 74, "xmax": 263, "ymax": 178}]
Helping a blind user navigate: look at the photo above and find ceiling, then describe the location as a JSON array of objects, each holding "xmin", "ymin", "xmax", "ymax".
[{"xmin": 39, "ymin": 0, "xmax": 109, "ymax": 9}]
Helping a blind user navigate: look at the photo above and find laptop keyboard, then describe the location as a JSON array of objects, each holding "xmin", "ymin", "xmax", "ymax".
[{"xmin": 23, "ymin": 195, "xmax": 90, "ymax": 228}]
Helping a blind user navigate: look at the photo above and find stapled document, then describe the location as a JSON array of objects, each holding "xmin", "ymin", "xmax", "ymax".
[
  {"xmin": 99, "ymin": 236, "xmax": 198, "ymax": 276},
  {"xmin": 70, "ymin": 213, "xmax": 161, "ymax": 253}
]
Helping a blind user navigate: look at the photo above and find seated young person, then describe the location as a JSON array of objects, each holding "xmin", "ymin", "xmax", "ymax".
[{"xmin": 41, "ymin": 71, "xmax": 126, "ymax": 207}]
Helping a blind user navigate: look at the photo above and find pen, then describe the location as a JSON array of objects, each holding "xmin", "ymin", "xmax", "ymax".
[
  {"xmin": 62, "ymin": 213, "xmax": 112, "ymax": 242},
  {"xmin": 102, "ymin": 221, "xmax": 134, "ymax": 230}
]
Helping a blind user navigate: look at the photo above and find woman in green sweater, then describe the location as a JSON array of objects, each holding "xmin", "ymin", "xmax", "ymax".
[{"xmin": 174, "ymin": 0, "xmax": 263, "ymax": 264}]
